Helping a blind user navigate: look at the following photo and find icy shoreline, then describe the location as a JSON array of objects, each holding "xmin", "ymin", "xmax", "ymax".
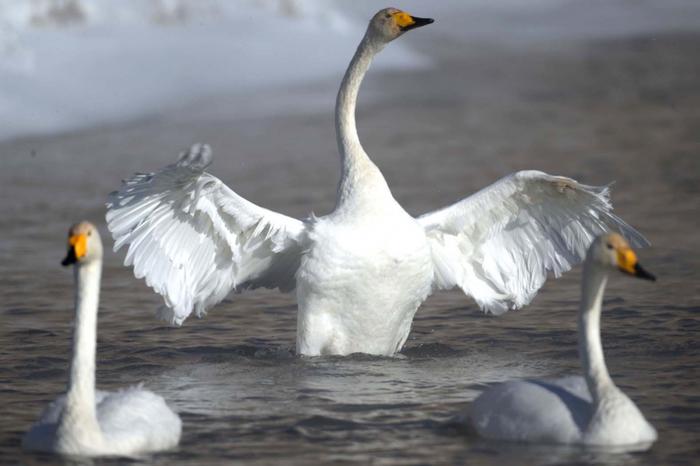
[
  {"xmin": 0, "ymin": 0, "xmax": 429, "ymax": 142},
  {"xmin": 2, "ymin": 0, "xmax": 699, "ymax": 143}
]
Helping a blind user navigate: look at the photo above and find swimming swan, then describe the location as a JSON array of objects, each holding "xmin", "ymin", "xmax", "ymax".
[
  {"xmin": 106, "ymin": 8, "xmax": 646, "ymax": 356},
  {"xmin": 22, "ymin": 222, "xmax": 181, "ymax": 456},
  {"xmin": 469, "ymin": 233, "xmax": 657, "ymax": 446}
]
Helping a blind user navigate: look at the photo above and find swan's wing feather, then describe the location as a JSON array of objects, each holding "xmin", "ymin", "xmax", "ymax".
[
  {"xmin": 106, "ymin": 144, "xmax": 306, "ymax": 325},
  {"xmin": 470, "ymin": 378, "xmax": 589, "ymax": 443},
  {"xmin": 545, "ymin": 375, "xmax": 592, "ymax": 402},
  {"xmin": 418, "ymin": 170, "xmax": 648, "ymax": 313}
]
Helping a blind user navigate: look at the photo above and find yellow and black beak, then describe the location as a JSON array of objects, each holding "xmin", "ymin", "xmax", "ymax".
[
  {"xmin": 617, "ymin": 247, "xmax": 656, "ymax": 281},
  {"xmin": 393, "ymin": 12, "xmax": 434, "ymax": 32},
  {"xmin": 62, "ymin": 234, "xmax": 87, "ymax": 266}
]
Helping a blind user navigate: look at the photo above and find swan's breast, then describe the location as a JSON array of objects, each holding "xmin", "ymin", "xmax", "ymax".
[
  {"xmin": 298, "ymin": 213, "xmax": 432, "ymax": 293},
  {"xmin": 295, "ymin": 213, "xmax": 433, "ymax": 355},
  {"xmin": 583, "ymin": 390, "xmax": 658, "ymax": 445}
]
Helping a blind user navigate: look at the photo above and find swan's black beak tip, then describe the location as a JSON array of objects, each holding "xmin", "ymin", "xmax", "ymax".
[
  {"xmin": 62, "ymin": 247, "xmax": 77, "ymax": 267},
  {"xmin": 402, "ymin": 16, "xmax": 434, "ymax": 31},
  {"xmin": 634, "ymin": 263, "xmax": 656, "ymax": 282}
]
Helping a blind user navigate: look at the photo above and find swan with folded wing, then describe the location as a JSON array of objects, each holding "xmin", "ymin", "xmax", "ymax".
[
  {"xmin": 106, "ymin": 8, "xmax": 646, "ymax": 356},
  {"xmin": 23, "ymin": 222, "xmax": 181, "ymax": 456},
  {"xmin": 469, "ymin": 233, "xmax": 657, "ymax": 447}
]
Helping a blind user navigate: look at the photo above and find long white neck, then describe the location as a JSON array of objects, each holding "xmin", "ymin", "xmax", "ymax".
[
  {"xmin": 60, "ymin": 259, "xmax": 102, "ymax": 436},
  {"xmin": 334, "ymin": 33, "xmax": 392, "ymax": 210},
  {"xmin": 578, "ymin": 259, "xmax": 616, "ymax": 405}
]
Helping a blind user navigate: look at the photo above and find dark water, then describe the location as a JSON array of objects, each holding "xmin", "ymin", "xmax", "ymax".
[{"xmin": 2, "ymin": 19, "xmax": 700, "ymax": 466}]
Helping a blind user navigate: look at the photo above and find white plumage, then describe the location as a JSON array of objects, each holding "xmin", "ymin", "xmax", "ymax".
[
  {"xmin": 24, "ymin": 388, "xmax": 182, "ymax": 456},
  {"xmin": 23, "ymin": 222, "xmax": 181, "ymax": 456},
  {"xmin": 107, "ymin": 144, "xmax": 305, "ymax": 325},
  {"xmin": 106, "ymin": 9, "xmax": 646, "ymax": 356},
  {"xmin": 419, "ymin": 170, "xmax": 646, "ymax": 313},
  {"xmin": 469, "ymin": 234, "xmax": 657, "ymax": 447}
]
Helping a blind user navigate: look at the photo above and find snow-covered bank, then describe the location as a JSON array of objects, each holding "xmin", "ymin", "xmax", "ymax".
[
  {"xmin": 2, "ymin": 0, "xmax": 699, "ymax": 143},
  {"xmin": 0, "ymin": 0, "xmax": 430, "ymax": 142}
]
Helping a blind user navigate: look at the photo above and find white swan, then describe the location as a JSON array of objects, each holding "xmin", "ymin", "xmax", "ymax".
[
  {"xmin": 22, "ymin": 221, "xmax": 181, "ymax": 456},
  {"xmin": 469, "ymin": 233, "xmax": 657, "ymax": 446},
  {"xmin": 106, "ymin": 8, "xmax": 647, "ymax": 356}
]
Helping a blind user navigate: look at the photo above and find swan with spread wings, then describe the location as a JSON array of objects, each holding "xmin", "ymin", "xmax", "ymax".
[{"xmin": 106, "ymin": 9, "xmax": 646, "ymax": 356}]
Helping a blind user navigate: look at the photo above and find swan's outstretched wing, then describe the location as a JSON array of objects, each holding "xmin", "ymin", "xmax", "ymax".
[
  {"xmin": 418, "ymin": 170, "xmax": 647, "ymax": 313},
  {"xmin": 106, "ymin": 144, "xmax": 306, "ymax": 325}
]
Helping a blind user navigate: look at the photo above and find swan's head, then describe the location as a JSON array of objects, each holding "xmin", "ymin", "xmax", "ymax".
[
  {"xmin": 591, "ymin": 233, "xmax": 655, "ymax": 281},
  {"xmin": 62, "ymin": 221, "xmax": 103, "ymax": 266},
  {"xmin": 367, "ymin": 8, "xmax": 434, "ymax": 43}
]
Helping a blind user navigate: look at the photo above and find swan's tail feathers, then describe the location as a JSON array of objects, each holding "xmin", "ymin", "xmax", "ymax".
[
  {"xmin": 106, "ymin": 144, "xmax": 306, "ymax": 325},
  {"xmin": 419, "ymin": 170, "xmax": 648, "ymax": 315}
]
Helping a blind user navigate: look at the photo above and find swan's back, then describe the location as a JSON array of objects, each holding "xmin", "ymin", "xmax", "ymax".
[
  {"xmin": 470, "ymin": 376, "xmax": 591, "ymax": 444},
  {"xmin": 97, "ymin": 387, "xmax": 182, "ymax": 453}
]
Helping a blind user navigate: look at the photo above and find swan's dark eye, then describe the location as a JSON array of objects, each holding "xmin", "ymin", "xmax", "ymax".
[
  {"xmin": 88, "ymin": 231, "xmax": 92, "ymax": 236},
  {"xmin": 606, "ymin": 243, "xmax": 613, "ymax": 250},
  {"xmin": 385, "ymin": 13, "xmax": 391, "ymax": 19}
]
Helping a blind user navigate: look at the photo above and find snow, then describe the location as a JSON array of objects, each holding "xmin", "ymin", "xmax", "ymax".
[
  {"xmin": 0, "ymin": 0, "xmax": 430, "ymax": 141},
  {"xmin": 2, "ymin": 0, "xmax": 698, "ymax": 142}
]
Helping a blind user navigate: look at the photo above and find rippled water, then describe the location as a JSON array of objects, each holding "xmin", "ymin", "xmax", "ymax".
[{"xmin": 2, "ymin": 23, "xmax": 700, "ymax": 466}]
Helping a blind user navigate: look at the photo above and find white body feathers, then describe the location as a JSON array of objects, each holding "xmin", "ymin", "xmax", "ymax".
[
  {"xmin": 470, "ymin": 376, "xmax": 656, "ymax": 446},
  {"xmin": 296, "ymin": 201, "xmax": 433, "ymax": 355}
]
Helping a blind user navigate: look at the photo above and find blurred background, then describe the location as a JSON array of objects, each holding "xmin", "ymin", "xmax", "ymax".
[
  {"xmin": 1, "ymin": 1, "xmax": 699, "ymax": 465},
  {"xmin": 2, "ymin": 0, "xmax": 699, "ymax": 142}
]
